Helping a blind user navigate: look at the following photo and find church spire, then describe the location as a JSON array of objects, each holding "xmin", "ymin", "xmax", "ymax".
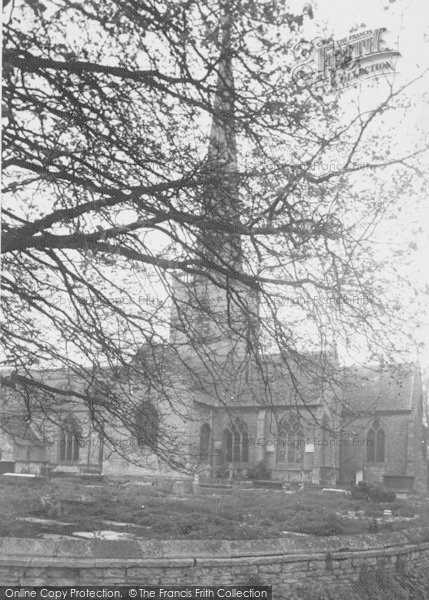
[
  {"xmin": 170, "ymin": 3, "xmax": 254, "ymax": 351},
  {"xmin": 202, "ymin": 4, "xmax": 242, "ymax": 270},
  {"xmin": 207, "ymin": 6, "xmax": 236, "ymax": 174}
]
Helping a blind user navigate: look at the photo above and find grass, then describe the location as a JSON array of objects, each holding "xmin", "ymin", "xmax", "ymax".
[{"xmin": 0, "ymin": 476, "xmax": 428, "ymax": 540}]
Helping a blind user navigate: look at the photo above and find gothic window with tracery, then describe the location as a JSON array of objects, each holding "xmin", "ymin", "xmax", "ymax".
[
  {"xmin": 200, "ymin": 423, "xmax": 211, "ymax": 463},
  {"xmin": 366, "ymin": 419, "xmax": 385, "ymax": 462},
  {"xmin": 223, "ymin": 418, "xmax": 248, "ymax": 464},
  {"xmin": 276, "ymin": 414, "xmax": 304, "ymax": 465},
  {"xmin": 59, "ymin": 417, "xmax": 81, "ymax": 463}
]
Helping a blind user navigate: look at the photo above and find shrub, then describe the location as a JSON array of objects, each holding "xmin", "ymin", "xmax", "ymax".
[
  {"xmin": 215, "ymin": 465, "xmax": 229, "ymax": 479},
  {"xmin": 351, "ymin": 481, "xmax": 371, "ymax": 500},
  {"xmin": 351, "ymin": 481, "xmax": 396, "ymax": 502},
  {"xmin": 247, "ymin": 460, "xmax": 271, "ymax": 480},
  {"xmin": 311, "ymin": 513, "xmax": 347, "ymax": 536},
  {"xmin": 395, "ymin": 504, "xmax": 416, "ymax": 518},
  {"xmin": 369, "ymin": 485, "xmax": 396, "ymax": 503}
]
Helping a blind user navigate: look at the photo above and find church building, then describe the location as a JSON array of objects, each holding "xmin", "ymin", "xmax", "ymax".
[{"xmin": 0, "ymin": 17, "xmax": 427, "ymax": 495}]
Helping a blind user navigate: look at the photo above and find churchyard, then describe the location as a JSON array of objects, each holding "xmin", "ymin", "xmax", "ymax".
[{"xmin": 1, "ymin": 475, "xmax": 428, "ymax": 541}]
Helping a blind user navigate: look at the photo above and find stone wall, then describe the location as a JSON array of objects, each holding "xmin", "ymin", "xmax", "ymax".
[{"xmin": 1, "ymin": 528, "xmax": 429, "ymax": 599}]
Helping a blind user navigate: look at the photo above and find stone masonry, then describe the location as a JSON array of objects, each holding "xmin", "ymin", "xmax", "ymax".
[{"xmin": 0, "ymin": 528, "xmax": 429, "ymax": 599}]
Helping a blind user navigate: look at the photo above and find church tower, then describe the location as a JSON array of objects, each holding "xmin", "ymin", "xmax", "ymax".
[{"xmin": 170, "ymin": 6, "xmax": 259, "ymax": 402}]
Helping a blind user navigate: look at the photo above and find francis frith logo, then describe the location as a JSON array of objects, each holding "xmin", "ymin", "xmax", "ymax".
[{"xmin": 292, "ymin": 27, "xmax": 401, "ymax": 91}]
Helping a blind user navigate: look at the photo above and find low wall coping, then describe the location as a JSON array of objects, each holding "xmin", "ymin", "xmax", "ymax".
[{"xmin": 1, "ymin": 527, "xmax": 429, "ymax": 567}]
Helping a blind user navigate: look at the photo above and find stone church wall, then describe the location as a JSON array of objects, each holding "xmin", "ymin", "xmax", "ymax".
[
  {"xmin": 340, "ymin": 413, "xmax": 411, "ymax": 485},
  {"xmin": 101, "ymin": 374, "xmax": 196, "ymax": 477},
  {"xmin": 409, "ymin": 393, "xmax": 428, "ymax": 494}
]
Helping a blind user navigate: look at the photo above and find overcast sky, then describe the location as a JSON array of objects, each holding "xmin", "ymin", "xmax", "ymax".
[{"xmin": 298, "ymin": 0, "xmax": 429, "ymax": 370}]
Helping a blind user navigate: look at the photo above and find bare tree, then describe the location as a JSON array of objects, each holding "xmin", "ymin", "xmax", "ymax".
[{"xmin": 2, "ymin": 0, "xmax": 427, "ymax": 468}]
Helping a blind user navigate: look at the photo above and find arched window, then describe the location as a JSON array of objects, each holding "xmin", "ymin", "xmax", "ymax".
[
  {"xmin": 277, "ymin": 414, "xmax": 304, "ymax": 465},
  {"xmin": 367, "ymin": 420, "xmax": 385, "ymax": 463},
  {"xmin": 200, "ymin": 423, "xmax": 211, "ymax": 463},
  {"xmin": 135, "ymin": 401, "xmax": 159, "ymax": 450},
  {"xmin": 223, "ymin": 418, "xmax": 248, "ymax": 464},
  {"xmin": 59, "ymin": 417, "xmax": 81, "ymax": 463}
]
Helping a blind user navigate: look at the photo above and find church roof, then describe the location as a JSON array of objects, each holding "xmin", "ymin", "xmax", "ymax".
[
  {"xmin": 187, "ymin": 351, "xmax": 329, "ymax": 408},
  {"xmin": 2, "ymin": 351, "xmax": 422, "ymax": 417},
  {"xmin": 341, "ymin": 364, "xmax": 422, "ymax": 413}
]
